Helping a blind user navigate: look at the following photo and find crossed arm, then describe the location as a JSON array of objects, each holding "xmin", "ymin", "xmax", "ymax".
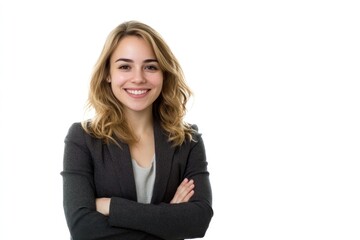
[{"xmin": 96, "ymin": 178, "xmax": 195, "ymax": 216}]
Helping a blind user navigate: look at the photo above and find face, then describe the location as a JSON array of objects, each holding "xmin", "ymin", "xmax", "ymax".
[{"xmin": 108, "ymin": 36, "xmax": 163, "ymax": 115}]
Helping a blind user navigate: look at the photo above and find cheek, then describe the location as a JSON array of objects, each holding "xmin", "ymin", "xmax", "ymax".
[
  {"xmin": 110, "ymin": 79, "xmax": 125, "ymax": 95},
  {"xmin": 157, "ymin": 78, "xmax": 164, "ymax": 89},
  {"xmin": 155, "ymin": 80, "xmax": 163, "ymax": 96},
  {"xmin": 111, "ymin": 75, "xmax": 128, "ymax": 87},
  {"xmin": 153, "ymin": 74, "xmax": 164, "ymax": 88}
]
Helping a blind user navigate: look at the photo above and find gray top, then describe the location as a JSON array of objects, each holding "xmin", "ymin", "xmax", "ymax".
[{"xmin": 131, "ymin": 155, "xmax": 156, "ymax": 204}]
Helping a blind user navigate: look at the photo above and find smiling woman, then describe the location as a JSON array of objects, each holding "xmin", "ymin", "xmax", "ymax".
[{"xmin": 60, "ymin": 20, "xmax": 213, "ymax": 240}]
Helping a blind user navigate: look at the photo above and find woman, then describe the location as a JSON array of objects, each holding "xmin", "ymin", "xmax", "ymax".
[{"xmin": 61, "ymin": 20, "xmax": 213, "ymax": 240}]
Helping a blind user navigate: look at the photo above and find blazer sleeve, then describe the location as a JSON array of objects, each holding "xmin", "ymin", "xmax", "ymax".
[
  {"xmin": 108, "ymin": 134, "xmax": 214, "ymax": 240},
  {"xmin": 61, "ymin": 123, "xmax": 163, "ymax": 240}
]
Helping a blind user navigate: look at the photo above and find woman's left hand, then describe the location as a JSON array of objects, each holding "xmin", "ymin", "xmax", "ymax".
[{"xmin": 96, "ymin": 198, "xmax": 111, "ymax": 216}]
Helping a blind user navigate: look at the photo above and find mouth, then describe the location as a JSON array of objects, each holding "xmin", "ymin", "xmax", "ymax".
[{"xmin": 125, "ymin": 88, "xmax": 150, "ymax": 97}]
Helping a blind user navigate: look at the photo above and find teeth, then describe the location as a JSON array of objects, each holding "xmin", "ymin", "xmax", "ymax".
[{"xmin": 127, "ymin": 89, "xmax": 147, "ymax": 95}]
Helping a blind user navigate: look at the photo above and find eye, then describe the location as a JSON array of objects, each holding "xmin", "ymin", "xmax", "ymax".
[
  {"xmin": 144, "ymin": 65, "xmax": 159, "ymax": 71},
  {"xmin": 118, "ymin": 65, "xmax": 131, "ymax": 70}
]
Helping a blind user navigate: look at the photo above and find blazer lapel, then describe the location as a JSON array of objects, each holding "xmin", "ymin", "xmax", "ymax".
[
  {"xmin": 107, "ymin": 141, "xmax": 137, "ymax": 201},
  {"xmin": 107, "ymin": 121, "xmax": 175, "ymax": 203},
  {"xmin": 151, "ymin": 121, "xmax": 175, "ymax": 203}
]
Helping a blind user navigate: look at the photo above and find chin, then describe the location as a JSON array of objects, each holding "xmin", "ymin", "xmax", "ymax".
[{"xmin": 126, "ymin": 105, "xmax": 152, "ymax": 113}]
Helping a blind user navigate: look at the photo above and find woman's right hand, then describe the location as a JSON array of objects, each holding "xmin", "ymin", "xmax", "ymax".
[{"xmin": 170, "ymin": 178, "xmax": 195, "ymax": 204}]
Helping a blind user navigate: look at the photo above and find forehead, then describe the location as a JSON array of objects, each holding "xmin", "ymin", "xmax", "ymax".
[{"xmin": 111, "ymin": 35, "xmax": 156, "ymax": 61}]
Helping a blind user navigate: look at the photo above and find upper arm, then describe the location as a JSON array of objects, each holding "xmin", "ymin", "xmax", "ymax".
[{"xmin": 185, "ymin": 135, "xmax": 212, "ymax": 206}]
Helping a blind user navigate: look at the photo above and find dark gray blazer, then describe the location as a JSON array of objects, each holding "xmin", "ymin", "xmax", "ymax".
[{"xmin": 61, "ymin": 121, "xmax": 213, "ymax": 240}]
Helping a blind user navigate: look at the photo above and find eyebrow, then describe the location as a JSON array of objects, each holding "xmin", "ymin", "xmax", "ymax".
[{"xmin": 114, "ymin": 58, "xmax": 158, "ymax": 63}]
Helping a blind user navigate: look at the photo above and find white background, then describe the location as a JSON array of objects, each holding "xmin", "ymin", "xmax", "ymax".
[{"xmin": 0, "ymin": 0, "xmax": 359, "ymax": 239}]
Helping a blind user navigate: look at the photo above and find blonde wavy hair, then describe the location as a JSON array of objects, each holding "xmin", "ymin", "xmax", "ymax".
[{"xmin": 82, "ymin": 20, "xmax": 195, "ymax": 146}]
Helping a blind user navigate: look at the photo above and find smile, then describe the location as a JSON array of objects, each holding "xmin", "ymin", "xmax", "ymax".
[{"xmin": 125, "ymin": 89, "xmax": 149, "ymax": 96}]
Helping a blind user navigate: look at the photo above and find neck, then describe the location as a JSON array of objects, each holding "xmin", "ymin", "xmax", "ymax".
[{"xmin": 125, "ymin": 108, "xmax": 154, "ymax": 138}]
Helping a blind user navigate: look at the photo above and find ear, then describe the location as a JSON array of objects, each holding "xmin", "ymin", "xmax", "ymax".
[{"xmin": 106, "ymin": 77, "xmax": 111, "ymax": 83}]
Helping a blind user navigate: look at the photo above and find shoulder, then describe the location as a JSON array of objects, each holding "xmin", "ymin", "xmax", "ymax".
[
  {"xmin": 190, "ymin": 123, "xmax": 199, "ymax": 132},
  {"xmin": 66, "ymin": 122, "xmax": 85, "ymax": 139},
  {"xmin": 65, "ymin": 121, "xmax": 106, "ymax": 154},
  {"xmin": 186, "ymin": 123, "xmax": 204, "ymax": 147},
  {"xmin": 65, "ymin": 122, "xmax": 95, "ymax": 146},
  {"xmin": 182, "ymin": 123, "xmax": 207, "ymax": 159},
  {"xmin": 189, "ymin": 123, "xmax": 201, "ymax": 139}
]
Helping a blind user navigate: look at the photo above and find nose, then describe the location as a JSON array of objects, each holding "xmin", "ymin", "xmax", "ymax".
[{"xmin": 131, "ymin": 67, "xmax": 146, "ymax": 84}]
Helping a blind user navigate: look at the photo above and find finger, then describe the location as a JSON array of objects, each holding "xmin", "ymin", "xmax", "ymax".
[
  {"xmin": 178, "ymin": 183, "xmax": 195, "ymax": 203},
  {"xmin": 170, "ymin": 179, "xmax": 195, "ymax": 204},
  {"xmin": 173, "ymin": 182, "xmax": 195, "ymax": 203},
  {"xmin": 182, "ymin": 190, "xmax": 195, "ymax": 202},
  {"xmin": 175, "ymin": 180, "xmax": 194, "ymax": 198},
  {"xmin": 178, "ymin": 178, "xmax": 189, "ymax": 188}
]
